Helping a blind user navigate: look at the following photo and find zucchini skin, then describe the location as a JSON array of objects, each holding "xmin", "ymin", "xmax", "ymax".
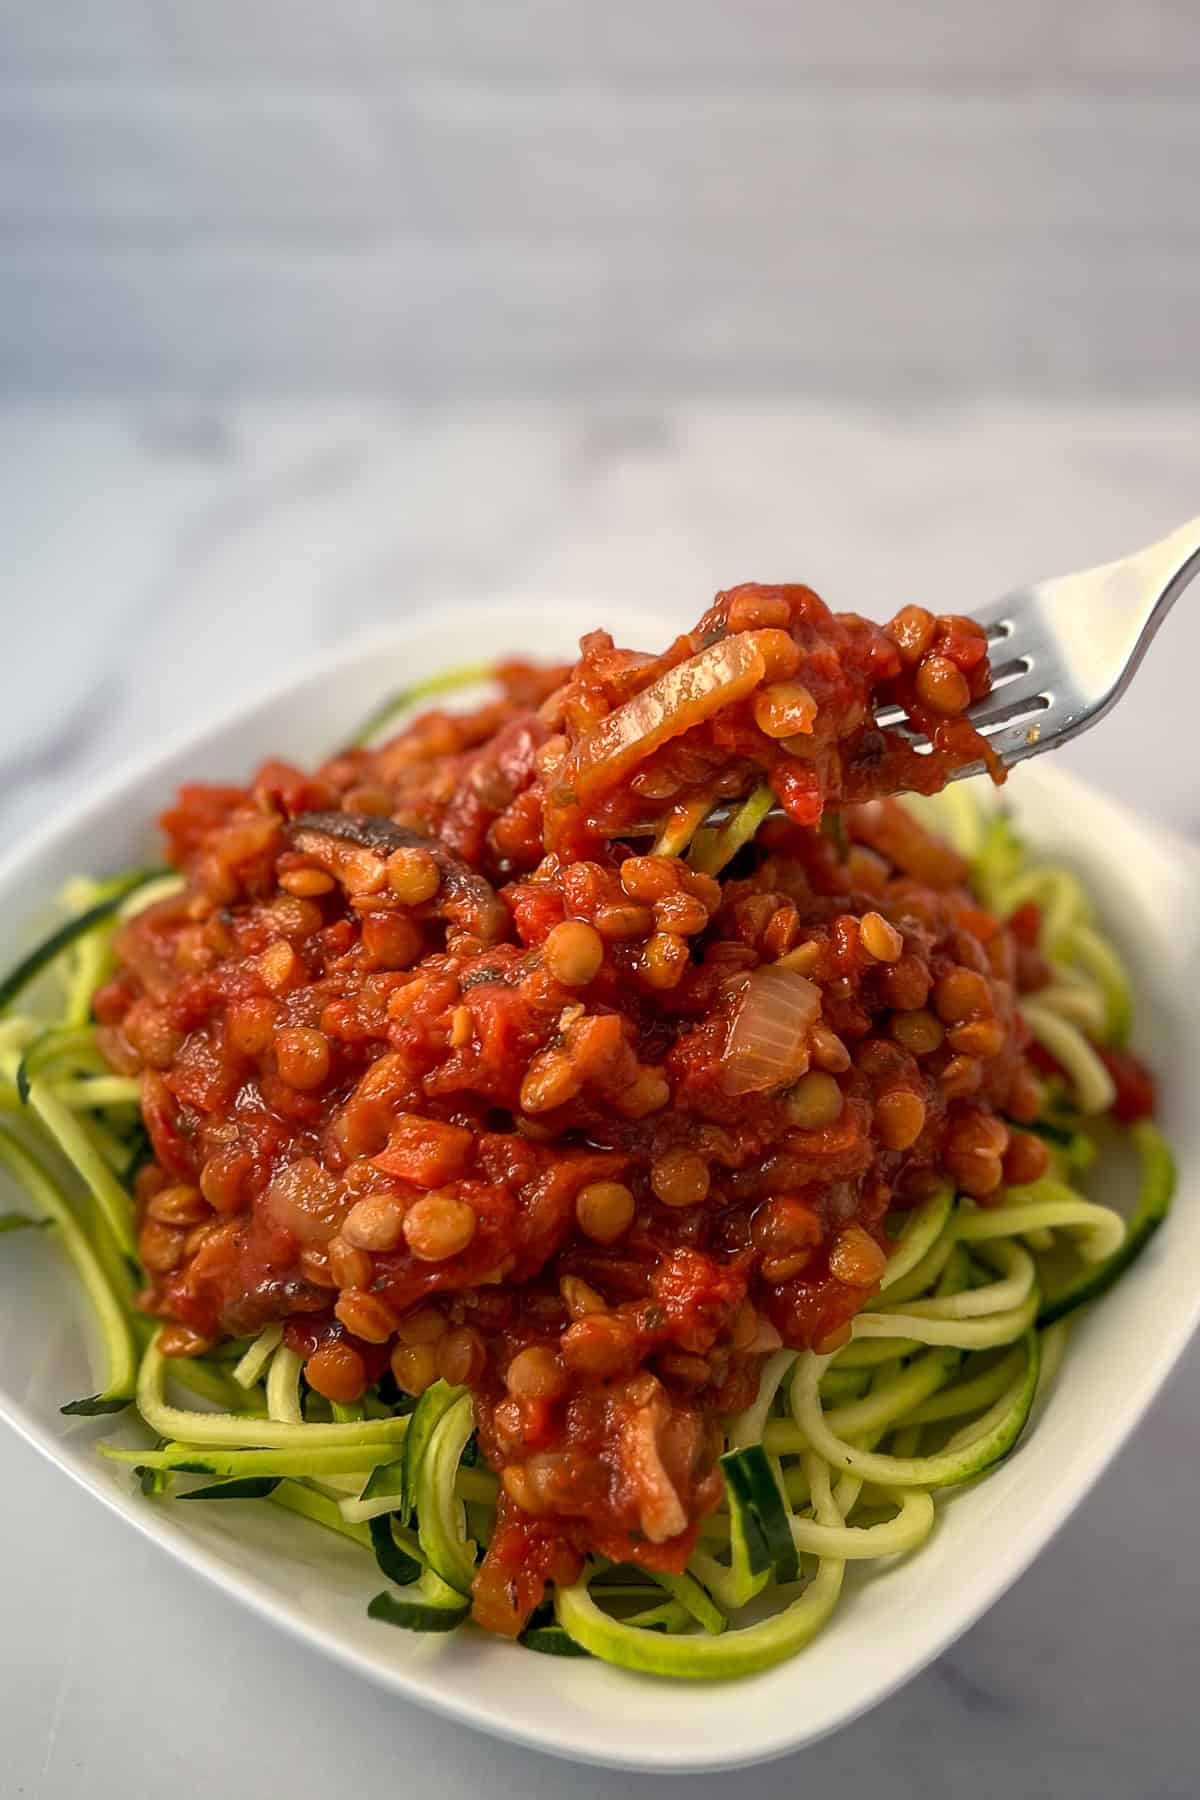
[
  {"xmin": 368, "ymin": 1514, "xmax": 422, "ymax": 1587},
  {"xmin": 400, "ymin": 1379, "xmax": 465, "ymax": 1528},
  {"xmin": 519, "ymin": 1624, "xmax": 591, "ymax": 1657},
  {"xmin": 368, "ymin": 1578, "xmax": 470, "ymax": 1633},
  {"xmin": 721, "ymin": 1446, "xmax": 798, "ymax": 1584},
  {"xmin": 1037, "ymin": 1123, "xmax": 1175, "ymax": 1326},
  {"xmin": 0, "ymin": 870, "xmax": 165, "ymax": 1015},
  {"xmin": 555, "ymin": 1555, "xmax": 844, "ymax": 1680}
]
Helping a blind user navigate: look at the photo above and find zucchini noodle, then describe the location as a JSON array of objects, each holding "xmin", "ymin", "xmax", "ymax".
[
  {"xmin": 897, "ymin": 1241, "xmax": 1036, "ymax": 1320},
  {"xmin": 135, "ymin": 1333, "xmax": 411, "ymax": 1451},
  {"xmin": 850, "ymin": 1289, "xmax": 1041, "ymax": 1351},
  {"xmin": 271, "ymin": 1479, "xmax": 375, "ymax": 1549},
  {"xmin": 1066, "ymin": 924, "xmax": 1132, "ymax": 1045},
  {"xmin": 0, "ymin": 785, "xmax": 1176, "ymax": 1681},
  {"xmin": 688, "ymin": 783, "xmax": 775, "ymax": 875},
  {"xmin": 265, "ymin": 1345, "xmax": 305, "ymax": 1426},
  {"xmin": 788, "ymin": 1487, "xmax": 934, "ymax": 1561},
  {"xmin": 954, "ymin": 1183, "xmax": 1126, "ymax": 1262},
  {"xmin": 0, "ymin": 1126, "xmax": 137, "ymax": 1407},
  {"xmin": 726, "ymin": 1347, "xmax": 798, "ymax": 1450},
  {"xmin": 233, "ymin": 1325, "xmax": 283, "ymax": 1389},
  {"xmin": 789, "ymin": 1331, "xmax": 1041, "ymax": 1491},
  {"xmin": 874, "ymin": 1187, "xmax": 955, "ymax": 1296},
  {"xmin": 1031, "ymin": 979, "xmax": 1108, "ymax": 1038},
  {"xmin": 350, "ymin": 663, "xmax": 493, "ymax": 749},
  {"xmin": 653, "ymin": 797, "xmax": 715, "ymax": 858},
  {"xmin": 1021, "ymin": 1002, "xmax": 1117, "ymax": 1115},
  {"xmin": 904, "ymin": 1344, "xmax": 1026, "ymax": 1427}
]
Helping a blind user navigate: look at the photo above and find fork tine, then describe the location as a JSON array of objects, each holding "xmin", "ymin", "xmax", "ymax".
[
  {"xmin": 956, "ymin": 598, "xmax": 1020, "ymax": 649},
  {"xmin": 972, "ymin": 711, "xmax": 1054, "ymax": 769},
  {"xmin": 975, "ymin": 692, "xmax": 1052, "ymax": 737},
  {"xmin": 968, "ymin": 675, "xmax": 1052, "ymax": 735},
  {"xmin": 873, "ymin": 653, "xmax": 1029, "ymax": 732},
  {"xmin": 986, "ymin": 655, "xmax": 1033, "ymax": 689},
  {"xmin": 964, "ymin": 590, "xmax": 1021, "ymax": 631}
]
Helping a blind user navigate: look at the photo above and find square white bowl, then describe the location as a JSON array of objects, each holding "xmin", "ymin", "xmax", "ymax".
[{"xmin": 1, "ymin": 599, "xmax": 1198, "ymax": 1774}]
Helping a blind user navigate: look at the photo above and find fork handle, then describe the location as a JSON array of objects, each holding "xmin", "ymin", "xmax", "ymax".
[
  {"xmin": 1126, "ymin": 513, "xmax": 1200, "ymax": 636},
  {"xmin": 1065, "ymin": 512, "xmax": 1200, "ymax": 728}
]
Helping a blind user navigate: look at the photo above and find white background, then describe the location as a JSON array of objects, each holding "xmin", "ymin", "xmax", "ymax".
[
  {"xmin": 3, "ymin": 0, "xmax": 1200, "ymax": 394},
  {"xmin": 1, "ymin": 4, "xmax": 1199, "ymax": 1796}
]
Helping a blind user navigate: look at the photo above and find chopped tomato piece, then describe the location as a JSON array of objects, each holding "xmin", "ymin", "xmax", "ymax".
[{"xmin": 1097, "ymin": 1045, "xmax": 1157, "ymax": 1123}]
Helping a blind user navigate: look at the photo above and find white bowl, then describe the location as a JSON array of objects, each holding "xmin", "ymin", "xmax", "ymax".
[{"xmin": 1, "ymin": 599, "xmax": 1198, "ymax": 1774}]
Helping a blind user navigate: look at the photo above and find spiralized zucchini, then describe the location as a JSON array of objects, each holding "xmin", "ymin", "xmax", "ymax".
[{"xmin": 0, "ymin": 787, "xmax": 1175, "ymax": 1680}]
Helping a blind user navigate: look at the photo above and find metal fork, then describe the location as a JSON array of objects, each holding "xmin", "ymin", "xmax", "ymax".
[
  {"xmin": 696, "ymin": 512, "xmax": 1200, "ymax": 827},
  {"xmin": 898, "ymin": 510, "xmax": 1199, "ymax": 776}
]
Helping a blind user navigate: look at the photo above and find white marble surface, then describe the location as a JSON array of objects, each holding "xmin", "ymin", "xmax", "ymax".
[
  {"xmin": 5, "ymin": 2, "xmax": 1200, "ymax": 394},
  {"xmin": 1, "ymin": 397, "xmax": 1199, "ymax": 1798}
]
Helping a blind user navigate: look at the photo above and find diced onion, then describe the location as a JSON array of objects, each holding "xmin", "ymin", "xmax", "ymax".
[
  {"xmin": 723, "ymin": 966, "xmax": 821, "ymax": 1096},
  {"xmin": 619, "ymin": 1391, "xmax": 688, "ymax": 1545},
  {"xmin": 568, "ymin": 634, "xmax": 770, "ymax": 800},
  {"xmin": 264, "ymin": 1156, "xmax": 344, "ymax": 1244}
]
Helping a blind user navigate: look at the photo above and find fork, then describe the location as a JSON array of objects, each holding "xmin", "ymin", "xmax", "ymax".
[
  {"xmin": 700, "ymin": 512, "xmax": 1200, "ymax": 824},
  {"xmin": 899, "ymin": 511, "xmax": 1199, "ymax": 777}
]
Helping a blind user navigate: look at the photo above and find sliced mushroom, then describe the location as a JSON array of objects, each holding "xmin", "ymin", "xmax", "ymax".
[{"xmin": 287, "ymin": 811, "xmax": 510, "ymax": 943}]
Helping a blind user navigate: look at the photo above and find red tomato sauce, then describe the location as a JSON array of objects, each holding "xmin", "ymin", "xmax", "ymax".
[{"xmin": 99, "ymin": 582, "xmax": 1056, "ymax": 1637}]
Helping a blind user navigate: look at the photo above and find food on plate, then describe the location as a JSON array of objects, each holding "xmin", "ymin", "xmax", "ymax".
[{"xmin": 0, "ymin": 583, "xmax": 1172, "ymax": 1677}]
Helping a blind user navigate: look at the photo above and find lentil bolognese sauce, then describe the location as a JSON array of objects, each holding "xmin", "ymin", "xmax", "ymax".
[{"xmin": 0, "ymin": 582, "xmax": 1172, "ymax": 1677}]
